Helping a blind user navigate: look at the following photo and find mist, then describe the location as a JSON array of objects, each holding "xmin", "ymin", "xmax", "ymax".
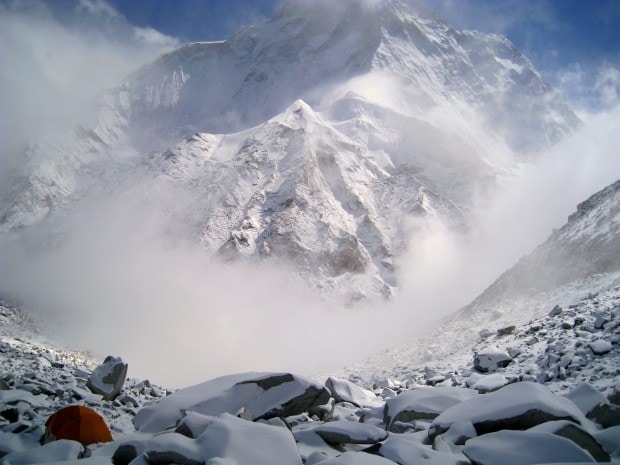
[
  {"xmin": 0, "ymin": 0, "xmax": 178, "ymax": 170},
  {"xmin": 0, "ymin": 190, "xmax": 428, "ymax": 388},
  {"xmin": 393, "ymin": 102, "xmax": 620, "ymax": 328}
]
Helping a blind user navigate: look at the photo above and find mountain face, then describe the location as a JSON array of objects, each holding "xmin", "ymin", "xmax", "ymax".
[
  {"xmin": 339, "ymin": 179, "xmax": 620, "ymax": 386},
  {"xmin": 460, "ymin": 179, "xmax": 620, "ymax": 316},
  {"xmin": 0, "ymin": 0, "xmax": 580, "ymax": 301}
]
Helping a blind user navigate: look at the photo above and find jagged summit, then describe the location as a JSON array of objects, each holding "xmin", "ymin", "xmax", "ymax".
[
  {"xmin": 126, "ymin": 0, "xmax": 578, "ymax": 152},
  {"xmin": 0, "ymin": 0, "xmax": 582, "ymax": 300}
]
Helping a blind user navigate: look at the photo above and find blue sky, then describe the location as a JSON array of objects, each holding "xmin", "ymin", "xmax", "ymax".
[
  {"xmin": 1, "ymin": 0, "xmax": 618, "ymax": 116},
  {"xmin": 103, "ymin": 0, "xmax": 619, "ymax": 111}
]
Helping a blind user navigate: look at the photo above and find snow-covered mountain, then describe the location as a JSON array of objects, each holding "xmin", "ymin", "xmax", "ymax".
[
  {"xmin": 0, "ymin": 0, "xmax": 581, "ymax": 301},
  {"xmin": 341, "ymin": 178, "xmax": 620, "ymax": 386}
]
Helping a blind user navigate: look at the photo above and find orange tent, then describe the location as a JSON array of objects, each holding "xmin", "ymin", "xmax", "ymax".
[{"xmin": 45, "ymin": 405, "xmax": 113, "ymax": 446}]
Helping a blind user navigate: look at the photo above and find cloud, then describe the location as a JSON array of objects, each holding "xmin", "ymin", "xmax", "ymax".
[
  {"xmin": 133, "ymin": 26, "xmax": 180, "ymax": 48},
  {"xmin": 555, "ymin": 63, "xmax": 620, "ymax": 115},
  {"xmin": 392, "ymin": 100, "xmax": 620, "ymax": 330},
  {"xmin": 0, "ymin": 0, "xmax": 179, "ymax": 168},
  {"xmin": 77, "ymin": 0, "xmax": 120, "ymax": 18},
  {"xmin": 0, "ymin": 187, "xmax": 412, "ymax": 388}
]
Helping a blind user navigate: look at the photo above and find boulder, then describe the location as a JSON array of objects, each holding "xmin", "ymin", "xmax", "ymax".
[
  {"xmin": 380, "ymin": 435, "xmax": 470, "ymax": 465},
  {"xmin": 133, "ymin": 372, "xmax": 330, "ymax": 433},
  {"xmin": 111, "ymin": 441, "xmax": 147, "ymax": 465},
  {"xmin": 197, "ymin": 413, "xmax": 301, "ymax": 465},
  {"xmin": 472, "ymin": 374, "xmax": 509, "ymax": 393},
  {"xmin": 0, "ymin": 439, "xmax": 86, "ymax": 464},
  {"xmin": 86, "ymin": 356, "xmax": 128, "ymax": 401},
  {"xmin": 587, "ymin": 403, "xmax": 620, "ymax": 428},
  {"xmin": 565, "ymin": 382, "xmax": 609, "ymax": 416},
  {"xmin": 384, "ymin": 387, "xmax": 477, "ymax": 431},
  {"xmin": 463, "ymin": 430, "xmax": 595, "ymax": 465},
  {"xmin": 144, "ymin": 433, "xmax": 203, "ymax": 465},
  {"xmin": 311, "ymin": 421, "xmax": 388, "ymax": 445},
  {"xmin": 174, "ymin": 411, "xmax": 214, "ymax": 439},
  {"xmin": 325, "ymin": 377, "xmax": 383, "ymax": 408},
  {"xmin": 473, "ymin": 346, "xmax": 512, "ymax": 373},
  {"xmin": 593, "ymin": 426, "xmax": 620, "ymax": 458},
  {"xmin": 589, "ymin": 340, "xmax": 613, "ymax": 355},
  {"xmin": 549, "ymin": 304, "xmax": 563, "ymax": 317},
  {"xmin": 529, "ymin": 420, "xmax": 610, "ymax": 462},
  {"xmin": 429, "ymin": 382, "xmax": 586, "ymax": 440},
  {"xmin": 317, "ymin": 451, "xmax": 400, "ymax": 465},
  {"xmin": 144, "ymin": 413, "xmax": 303, "ymax": 465},
  {"xmin": 497, "ymin": 325, "xmax": 516, "ymax": 336}
]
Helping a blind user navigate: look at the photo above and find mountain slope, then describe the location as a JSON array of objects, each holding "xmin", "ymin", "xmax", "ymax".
[
  {"xmin": 340, "ymin": 179, "xmax": 620, "ymax": 384},
  {"xmin": 0, "ymin": 0, "xmax": 581, "ymax": 301}
]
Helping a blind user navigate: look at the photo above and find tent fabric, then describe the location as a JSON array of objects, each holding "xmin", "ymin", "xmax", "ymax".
[{"xmin": 45, "ymin": 405, "xmax": 113, "ymax": 446}]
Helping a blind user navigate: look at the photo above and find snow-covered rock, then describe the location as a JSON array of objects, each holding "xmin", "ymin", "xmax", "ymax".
[
  {"xmin": 383, "ymin": 386, "xmax": 477, "ymax": 431},
  {"xmin": 528, "ymin": 420, "xmax": 610, "ymax": 462},
  {"xmin": 318, "ymin": 451, "xmax": 398, "ymax": 465},
  {"xmin": 462, "ymin": 430, "xmax": 595, "ymax": 465},
  {"xmin": 326, "ymin": 376, "xmax": 383, "ymax": 408},
  {"xmin": 0, "ymin": 439, "xmax": 86, "ymax": 465},
  {"xmin": 133, "ymin": 372, "xmax": 330, "ymax": 433},
  {"xmin": 310, "ymin": 420, "xmax": 388, "ymax": 445},
  {"xmin": 86, "ymin": 356, "xmax": 128, "ymax": 401},
  {"xmin": 473, "ymin": 346, "xmax": 512, "ymax": 373},
  {"xmin": 566, "ymin": 382, "xmax": 610, "ymax": 416},
  {"xmin": 471, "ymin": 373, "xmax": 509, "ymax": 393},
  {"xmin": 589, "ymin": 339, "xmax": 613, "ymax": 355},
  {"xmin": 380, "ymin": 435, "xmax": 469, "ymax": 465},
  {"xmin": 428, "ymin": 382, "xmax": 586, "ymax": 439}
]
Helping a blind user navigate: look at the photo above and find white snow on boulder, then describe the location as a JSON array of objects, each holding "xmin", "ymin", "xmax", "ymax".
[
  {"xmin": 589, "ymin": 340, "xmax": 613, "ymax": 355},
  {"xmin": 326, "ymin": 376, "xmax": 384, "ymax": 408},
  {"xmin": 0, "ymin": 439, "xmax": 85, "ymax": 465},
  {"xmin": 0, "ymin": 389, "xmax": 50, "ymax": 408},
  {"xmin": 133, "ymin": 372, "xmax": 329, "ymax": 433},
  {"xmin": 318, "ymin": 451, "xmax": 399, "ymax": 465},
  {"xmin": 473, "ymin": 346, "xmax": 512, "ymax": 373},
  {"xmin": 462, "ymin": 430, "xmax": 595, "ymax": 465},
  {"xmin": 565, "ymin": 382, "xmax": 610, "ymax": 416},
  {"xmin": 380, "ymin": 435, "xmax": 470, "ymax": 465},
  {"xmin": 308, "ymin": 420, "xmax": 388, "ymax": 445},
  {"xmin": 472, "ymin": 374, "xmax": 509, "ymax": 393},
  {"xmin": 528, "ymin": 420, "xmax": 610, "ymax": 461},
  {"xmin": 429, "ymin": 382, "xmax": 587, "ymax": 439},
  {"xmin": 197, "ymin": 413, "xmax": 302, "ymax": 465},
  {"xmin": 384, "ymin": 387, "xmax": 478, "ymax": 431},
  {"xmin": 86, "ymin": 356, "xmax": 128, "ymax": 401},
  {"xmin": 139, "ymin": 413, "xmax": 303, "ymax": 465}
]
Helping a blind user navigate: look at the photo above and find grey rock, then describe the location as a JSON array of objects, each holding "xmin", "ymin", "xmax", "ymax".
[
  {"xmin": 474, "ymin": 346, "xmax": 513, "ymax": 373},
  {"xmin": 325, "ymin": 377, "xmax": 382, "ymax": 408},
  {"xmin": 384, "ymin": 387, "xmax": 477, "ymax": 431},
  {"xmin": 463, "ymin": 430, "xmax": 595, "ymax": 465},
  {"xmin": 497, "ymin": 325, "xmax": 516, "ymax": 336},
  {"xmin": 588, "ymin": 403, "xmax": 620, "ymax": 428},
  {"xmin": 312, "ymin": 421, "xmax": 388, "ymax": 445},
  {"xmin": 112, "ymin": 443, "xmax": 144, "ymax": 465},
  {"xmin": 529, "ymin": 420, "xmax": 610, "ymax": 462},
  {"xmin": 589, "ymin": 340, "xmax": 612, "ymax": 355},
  {"xmin": 87, "ymin": 356, "xmax": 128, "ymax": 401},
  {"xmin": 549, "ymin": 304, "xmax": 563, "ymax": 317},
  {"xmin": 134, "ymin": 372, "xmax": 330, "ymax": 433},
  {"xmin": 429, "ymin": 382, "xmax": 586, "ymax": 440}
]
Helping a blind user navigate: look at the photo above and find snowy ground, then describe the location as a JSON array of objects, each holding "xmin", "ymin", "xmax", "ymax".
[{"xmin": 0, "ymin": 283, "xmax": 618, "ymax": 464}]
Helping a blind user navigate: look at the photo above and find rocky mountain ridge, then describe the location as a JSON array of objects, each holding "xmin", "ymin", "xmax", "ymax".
[{"xmin": 0, "ymin": 0, "xmax": 580, "ymax": 301}]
